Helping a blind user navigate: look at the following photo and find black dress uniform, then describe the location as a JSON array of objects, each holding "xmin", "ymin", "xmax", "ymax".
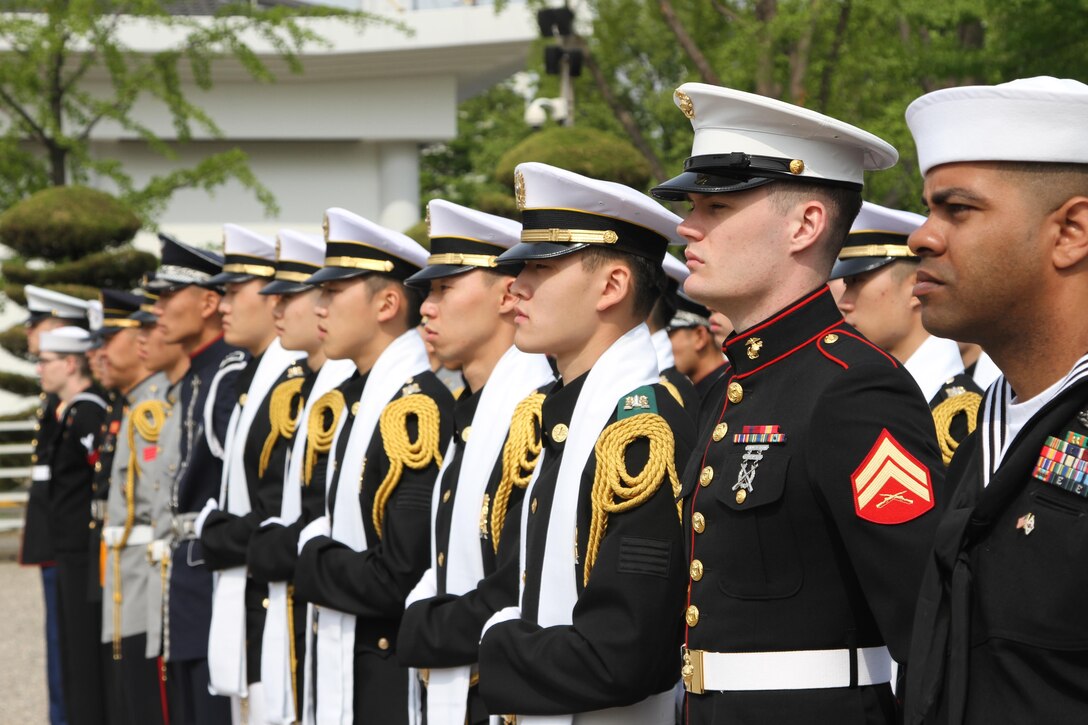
[
  {"xmin": 49, "ymin": 384, "xmax": 109, "ymax": 725},
  {"xmin": 21, "ymin": 393, "xmax": 60, "ymax": 567},
  {"xmin": 397, "ymin": 384, "xmax": 543, "ymax": 724},
  {"xmin": 294, "ymin": 370, "xmax": 454, "ymax": 724},
  {"xmin": 201, "ymin": 357, "xmax": 311, "ymax": 683},
  {"xmin": 166, "ymin": 336, "xmax": 243, "ymax": 724},
  {"xmin": 677, "ymin": 287, "xmax": 945, "ymax": 724},
  {"xmin": 88, "ymin": 395, "xmax": 121, "ymax": 601},
  {"xmin": 905, "ymin": 365, "xmax": 1088, "ymax": 724},
  {"xmin": 477, "ymin": 375, "xmax": 695, "ymax": 715}
]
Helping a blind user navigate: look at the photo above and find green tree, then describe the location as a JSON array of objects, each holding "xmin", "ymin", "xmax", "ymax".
[{"xmin": 0, "ymin": 0, "xmax": 386, "ymax": 220}]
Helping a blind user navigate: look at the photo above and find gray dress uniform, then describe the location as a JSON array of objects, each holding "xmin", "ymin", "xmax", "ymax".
[{"xmin": 100, "ymin": 371, "xmax": 170, "ymax": 725}]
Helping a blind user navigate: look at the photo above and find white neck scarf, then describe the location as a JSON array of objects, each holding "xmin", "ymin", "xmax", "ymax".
[
  {"xmin": 263, "ymin": 357, "xmax": 356, "ymax": 725},
  {"xmin": 208, "ymin": 338, "xmax": 304, "ymax": 697},
  {"xmin": 649, "ymin": 328, "xmax": 673, "ymax": 372},
  {"xmin": 420, "ymin": 347, "xmax": 553, "ymax": 725},
  {"xmin": 903, "ymin": 335, "xmax": 966, "ymax": 403},
  {"xmin": 315, "ymin": 330, "xmax": 431, "ymax": 725}
]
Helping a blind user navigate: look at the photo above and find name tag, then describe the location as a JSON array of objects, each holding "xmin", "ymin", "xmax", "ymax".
[{"xmin": 32, "ymin": 465, "xmax": 50, "ymax": 482}]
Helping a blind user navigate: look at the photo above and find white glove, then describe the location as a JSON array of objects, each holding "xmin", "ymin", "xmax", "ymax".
[
  {"xmin": 480, "ymin": 605, "xmax": 521, "ymax": 642},
  {"xmin": 405, "ymin": 568, "xmax": 437, "ymax": 609},
  {"xmin": 260, "ymin": 516, "xmax": 287, "ymax": 529},
  {"xmin": 194, "ymin": 497, "xmax": 219, "ymax": 539},
  {"xmin": 297, "ymin": 515, "xmax": 330, "ymax": 555}
]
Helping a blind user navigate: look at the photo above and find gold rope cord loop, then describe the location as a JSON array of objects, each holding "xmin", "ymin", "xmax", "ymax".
[
  {"xmin": 491, "ymin": 392, "xmax": 546, "ymax": 553},
  {"xmin": 286, "ymin": 583, "xmax": 299, "ymax": 716},
  {"xmin": 659, "ymin": 377, "xmax": 684, "ymax": 407},
  {"xmin": 584, "ymin": 413, "xmax": 679, "ymax": 586},
  {"xmin": 305, "ymin": 390, "xmax": 345, "ymax": 486},
  {"xmin": 374, "ymin": 394, "xmax": 444, "ymax": 539},
  {"xmin": 114, "ymin": 398, "xmax": 167, "ymax": 659},
  {"xmin": 932, "ymin": 391, "xmax": 982, "ymax": 465},
  {"xmin": 259, "ymin": 377, "xmax": 307, "ymax": 478}
]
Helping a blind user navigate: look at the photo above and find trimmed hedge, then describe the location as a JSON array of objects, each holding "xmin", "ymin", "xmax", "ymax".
[
  {"xmin": 4, "ymin": 282, "xmax": 99, "ymax": 308},
  {"xmin": 2, "ymin": 247, "xmax": 156, "ymax": 290},
  {"xmin": 495, "ymin": 127, "xmax": 653, "ymax": 190},
  {"xmin": 0, "ymin": 325, "xmax": 28, "ymax": 358},
  {"xmin": 0, "ymin": 370, "xmax": 39, "ymax": 396},
  {"xmin": 0, "ymin": 185, "xmax": 141, "ymax": 260}
]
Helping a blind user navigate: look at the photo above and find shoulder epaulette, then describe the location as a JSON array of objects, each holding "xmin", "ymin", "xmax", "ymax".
[
  {"xmin": 259, "ymin": 376, "xmax": 307, "ymax": 478},
  {"xmin": 932, "ymin": 390, "xmax": 982, "ymax": 465},
  {"xmin": 617, "ymin": 385, "xmax": 658, "ymax": 419},
  {"xmin": 374, "ymin": 389, "xmax": 443, "ymax": 538},
  {"xmin": 492, "ymin": 391, "xmax": 546, "ymax": 552},
  {"xmin": 304, "ymin": 390, "xmax": 345, "ymax": 486}
]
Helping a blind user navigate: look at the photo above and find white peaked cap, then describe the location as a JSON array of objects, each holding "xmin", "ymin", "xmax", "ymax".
[
  {"xmin": 325, "ymin": 208, "xmax": 427, "ymax": 268},
  {"xmin": 223, "ymin": 223, "xmax": 276, "ymax": 260},
  {"xmin": 907, "ymin": 76, "xmax": 1088, "ymax": 175},
  {"xmin": 428, "ymin": 199, "xmax": 522, "ymax": 249},
  {"xmin": 277, "ymin": 229, "xmax": 326, "ymax": 267},
  {"xmin": 850, "ymin": 201, "xmax": 926, "ymax": 235},
  {"xmin": 40, "ymin": 326, "xmax": 92, "ymax": 354},
  {"xmin": 662, "ymin": 251, "xmax": 690, "ymax": 283},
  {"xmin": 24, "ymin": 285, "xmax": 90, "ymax": 319}
]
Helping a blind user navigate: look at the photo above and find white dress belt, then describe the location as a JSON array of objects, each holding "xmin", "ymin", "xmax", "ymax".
[
  {"xmin": 683, "ymin": 645, "xmax": 892, "ymax": 693},
  {"xmin": 102, "ymin": 524, "xmax": 154, "ymax": 548}
]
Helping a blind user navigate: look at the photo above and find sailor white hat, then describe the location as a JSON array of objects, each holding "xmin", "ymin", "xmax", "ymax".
[
  {"xmin": 307, "ymin": 208, "xmax": 428, "ymax": 284},
  {"xmin": 499, "ymin": 161, "xmax": 684, "ymax": 265},
  {"xmin": 831, "ymin": 201, "xmax": 927, "ymax": 280},
  {"xmin": 24, "ymin": 285, "xmax": 90, "ymax": 325},
  {"xmin": 261, "ymin": 230, "xmax": 326, "ymax": 296},
  {"xmin": 653, "ymin": 83, "xmax": 898, "ymax": 199},
  {"xmin": 406, "ymin": 200, "xmax": 523, "ymax": 288},
  {"xmin": 906, "ymin": 76, "xmax": 1088, "ymax": 176},
  {"xmin": 40, "ymin": 326, "xmax": 93, "ymax": 354},
  {"xmin": 208, "ymin": 224, "xmax": 277, "ymax": 285}
]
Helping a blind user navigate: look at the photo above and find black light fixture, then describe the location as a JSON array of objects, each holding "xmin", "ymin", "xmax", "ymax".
[{"xmin": 536, "ymin": 7, "xmax": 574, "ymax": 38}]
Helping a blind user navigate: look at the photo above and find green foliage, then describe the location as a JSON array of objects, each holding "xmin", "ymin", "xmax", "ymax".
[
  {"xmin": 4, "ymin": 283, "xmax": 99, "ymax": 307},
  {"xmin": 0, "ymin": 370, "xmax": 39, "ymax": 397},
  {"xmin": 3, "ymin": 248, "xmax": 158, "ymax": 289},
  {"xmin": 495, "ymin": 127, "xmax": 653, "ymax": 189},
  {"xmin": 0, "ymin": 325, "xmax": 28, "ymax": 359},
  {"xmin": 403, "ymin": 220, "xmax": 430, "ymax": 248},
  {"xmin": 0, "ymin": 186, "xmax": 140, "ymax": 260}
]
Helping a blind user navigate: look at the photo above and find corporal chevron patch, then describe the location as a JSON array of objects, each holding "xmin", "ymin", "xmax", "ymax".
[{"xmin": 851, "ymin": 429, "xmax": 933, "ymax": 524}]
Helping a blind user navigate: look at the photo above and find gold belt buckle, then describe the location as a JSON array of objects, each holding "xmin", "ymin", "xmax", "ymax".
[{"xmin": 681, "ymin": 645, "xmax": 705, "ymax": 695}]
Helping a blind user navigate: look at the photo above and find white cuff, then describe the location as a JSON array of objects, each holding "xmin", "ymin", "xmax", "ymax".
[
  {"xmin": 194, "ymin": 497, "xmax": 219, "ymax": 539},
  {"xmin": 297, "ymin": 516, "xmax": 330, "ymax": 555},
  {"xmin": 260, "ymin": 516, "xmax": 288, "ymax": 529},
  {"xmin": 405, "ymin": 567, "xmax": 437, "ymax": 609},
  {"xmin": 480, "ymin": 606, "xmax": 521, "ymax": 642}
]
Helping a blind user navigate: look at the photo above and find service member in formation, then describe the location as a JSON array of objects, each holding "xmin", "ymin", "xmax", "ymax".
[
  {"xmin": 95, "ymin": 289, "xmax": 170, "ymax": 725},
  {"xmin": 38, "ymin": 326, "xmax": 110, "ymax": 725},
  {"xmin": 832, "ymin": 202, "xmax": 983, "ymax": 464},
  {"xmin": 648, "ymin": 252, "xmax": 701, "ymax": 414},
  {"xmin": 666, "ymin": 291, "xmax": 728, "ymax": 420},
  {"xmin": 901, "ymin": 77, "xmax": 1088, "ymax": 725},
  {"xmin": 476, "ymin": 162, "xmax": 695, "ymax": 722},
  {"xmin": 248, "ymin": 229, "xmax": 356, "ymax": 724},
  {"xmin": 147, "ymin": 234, "xmax": 241, "ymax": 725},
  {"xmin": 396, "ymin": 199, "xmax": 554, "ymax": 725},
  {"xmin": 651, "ymin": 83, "xmax": 946, "ymax": 724},
  {"xmin": 292, "ymin": 208, "xmax": 455, "ymax": 724},
  {"xmin": 21, "ymin": 285, "xmax": 90, "ymax": 725},
  {"xmin": 193, "ymin": 224, "xmax": 305, "ymax": 723}
]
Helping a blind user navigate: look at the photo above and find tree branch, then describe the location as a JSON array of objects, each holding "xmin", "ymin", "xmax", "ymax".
[
  {"xmin": 657, "ymin": 0, "xmax": 722, "ymax": 85},
  {"xmin": 0, "ymin": 86, "xmax": 48, "ymax": 144},
  {"xmin": 816, "ymin": 0, "xmax": 852, "ymax": 111},
  {"xmin": 710, "ymin": 0, "xmax": 741, "ymax": 23}
]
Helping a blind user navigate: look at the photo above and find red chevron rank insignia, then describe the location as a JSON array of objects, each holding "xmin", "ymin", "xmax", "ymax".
[{"xmin": 852, "ymin": 429, "xmax": 933, "ymax": 524}]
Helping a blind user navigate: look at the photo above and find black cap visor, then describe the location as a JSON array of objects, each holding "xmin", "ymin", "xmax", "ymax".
[
  {"xmin": 304, "ymin": 266, "xmax": 374, "ymax": 285},
  {"xmin": 830, "ymin": 256, "xmax": 909, "ymax": 281},
  {"xmin": 404, "ymin": 262, "xmax": 523, "ymax": 290},
  {"xmin": 652, "ymin": 170, "xmax": 774, "ymax": 201},
  {"xmin": 497, "ymin": 241, "xmax": 589, "ymax": 265},
  {"xmin": 260, "ymin": 278, "xmax": 313, "ymax": 296},
  {"xmin": 206, "ymin": 271, "xmax": 257, "ymax": 286}
]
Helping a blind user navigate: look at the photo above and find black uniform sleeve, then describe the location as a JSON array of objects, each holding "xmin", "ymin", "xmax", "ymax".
[
  {"xmin": 479, "ymin": 399, "xmax": 693, "ymax": 715},
  {"xmin": 247, "ymin": 518, "xmax": 305, "ymax": 583},
  {"xmin": 200, "ymin": 509, "xmax": 261, "ymax": 570},
  {"xmin": 806, "ymin": 362, "xmax": 946, "ymax": 662}
]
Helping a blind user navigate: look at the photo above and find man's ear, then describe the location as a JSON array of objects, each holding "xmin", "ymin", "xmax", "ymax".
[
  {"xmin": 1050, "ymin": 196, "xmax": 1088, "ymax": 271},
  {"xmin": 693, "ymin": 325, "xmax": 712, "ymax": 353},
  {"xmin": 785, "ymin": 198, "xmax": 829, "ymax": 257},
  {"xmin": 198, "ymin": 289, "xmax": 223, "ymax": 321},
  {"xmin": 497, "ymin": 275, "xmax": 519, "ymax": 315},
  {"xmin": 595, "ymin": 262, "xmax": 633, "ymax": 315},
  {"xmin": 374, "ymin": 284, "xmax": 403, "ymax": 324}
]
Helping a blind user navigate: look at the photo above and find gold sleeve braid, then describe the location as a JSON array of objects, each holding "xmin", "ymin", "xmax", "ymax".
[
  {"xmin": 374, "ymin": 394, "xmax": 444, "ymax": 539},
  {"xmin": 932, "ymin": 391, "xmax": 982, "ymax": 465},
  {"xmin": 304, "ymin": 390, "xmax": 345, "ymax": 486},
  {"xmin": 491, "ymin": 392, "xmax": 546, "ymax": 554},
  {"xmin": 584, "ymin": 413, "xmax": 679, "ymax": 587},
  {"xmin": 259, "ymin": 377, "xmax": 307, "ymax": 478},
  {"xmin": 113, "ymin": 398, "xmax": 167, "ymax": 659},
  {"xmin": 659, "ymin": 376, "xmax": 685, "ymax": 407}
]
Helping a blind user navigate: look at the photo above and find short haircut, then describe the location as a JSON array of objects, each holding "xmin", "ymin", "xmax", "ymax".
[
  {"xmin": 71, "ymin": 353, "xmax": 92, "ymax": 379},
  {"xmin": 364, "ymin": 274, "xmax": 423, "ymax": 328},
  {"xmin": 648, "ymin": 278, "xmax": 679, "ymax": 331},
  {"xmin": 767, "ymin": 181, "xmax": 863, "ymax": 273},
  {"xmin": 995, "ymin": 161, "xmax": 1088, "ymax": 213},
  {"xmin": 579, "ymin": 247, "xmax": 667, "ymax": 321}
]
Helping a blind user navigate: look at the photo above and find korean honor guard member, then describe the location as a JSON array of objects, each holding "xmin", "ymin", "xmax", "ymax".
[
  {"xmin": 195, "ymin": 224, "xmax": 306, "ymax": 722},
  {"xmin": 477, "ymin": 162, "xmax": 696, "ymax": 723},
  {"xmin": 397, "ymin": 199, "xmax": 554, "ymax": 725},
  {"xmin": 293, "ymin": 208, "xmax": 455, "ymax": 725},
  {"xmin": 248, "ymin": 228, "xmax": 356, "ymax": 725},
  {"xmin": 902, "ymin": 77, "xmax": 1088, "ymax": 725},
  {"xmin": 148, "ymin": 234, "xmax": 243, "ymax": 725},
  {"xmin": 832, "ymin": 202, "xmax": 982, "ymax": 464},
  {"xmin": 652, "ymin": 83, "xmax": 946, "ymax": 724}
]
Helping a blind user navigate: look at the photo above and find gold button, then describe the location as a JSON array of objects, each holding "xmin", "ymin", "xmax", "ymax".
[
  {"xmin": 823, "ymin": 333, "xmax": 839, "ymax": 344},
  {"xmin": 378, "ymin": 637, "xmax": 390, "ymax": 651},
  {"xmin": 690, "ymin": 559, "xmax": 704, "ymax": 581},
  {"xmin": 692, "ymin": 512, "xmax": 705, "ymax": 533},
  {"xmin": 699, "ymin": 466, "xmax": 713, "ymax": 487},
  {"xmin": 685, "ymin": 604, "xmax": 700, "ymax": 627},
  {"xmin": 437, "ymin": 552, "xmax": 445, "ymax": 566},
  {"xmin": 461, "ymin": 426, "xmax": 471, "ymax": 443},
  {"xmin": 531, "ymin": 498, "xmax": 538, "ymax": 514},
  {"xmin": 239, "ymin": 393, "xmax": 247, "ymax": 407},
  {"xmin": 89, "ymin": 521, "xmax": 96, "ymax": 530},
  {"xmin": 32, "ymin": 438, "xmax": 38, "ymax": 447},
  {"xmin": 712, "ymin": 423, "xmax": 728, "ymax": 442},
  {"xmin": 351, "ymin": 401, "xmax": 360, "ymax": 415},
  {"xmin": 34, "ymin": 423, "xmax": 41, "ymax": 432},
  {"xmin": 736, "ymin": 489, "xmax": 747, "ymax": 504},
  {"xmin": 95, "ymin": 461, "xmax": 102, "ymax": 472},
  {"xmin": 551, "ymin": 423, "xmax": 568, "ymax": 443},
  {"xmin": 31, "ymin": 455, "xmax": 38, "ymax": 464},
  {"xmin": 442, "ymin": 489, "xmax": 451, "ymax": 503},
  {"xmin": 262, "ymin": 598, "xmax": 270, "ymax": 609},
  {"xmin": 521, "ymin": 570, "xmax": 526, "ymax": 583},
  {"xmin": 727, "ymin": 382, "xmax": 743, "ymax": 404}
]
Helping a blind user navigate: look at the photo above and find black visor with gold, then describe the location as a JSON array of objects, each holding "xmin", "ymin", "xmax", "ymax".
[
  {"xmin": 830, "ymin": 231, "xmax": 917, "ymax": 280},
  {"xmin": 498, "ymin": 208, "xmax": 669, "ymax": 265}
]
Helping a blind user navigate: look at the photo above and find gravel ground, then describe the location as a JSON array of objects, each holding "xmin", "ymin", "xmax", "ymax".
[{"xmin": 0, "ymin": 532, "xmax": 49, "ymax": 724}]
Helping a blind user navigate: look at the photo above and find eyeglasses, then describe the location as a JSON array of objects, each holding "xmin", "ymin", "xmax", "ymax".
[{"xmin": 34, "ymin": 355, "xmax": 63, "ymax": 365}]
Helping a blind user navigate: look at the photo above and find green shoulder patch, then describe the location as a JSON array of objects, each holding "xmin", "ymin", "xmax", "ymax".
[{"xmin": 617, "ymin": 385, "xmax": 658, "ymax": 420}]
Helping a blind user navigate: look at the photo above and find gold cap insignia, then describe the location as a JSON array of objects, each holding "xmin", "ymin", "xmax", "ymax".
[
  {"xmin": 425, "ymin": 206, "xmax": 431, "ymax": 237},
  {"xmin": 322, "ymin": 213, "xmax": 330, "ymax": 242},
  {"xmin": 789, "ymin": 159, "xmax": 805, "ymax": 175},
  {"xmin": 675, "ymin": 89, "xmax": 695, "ymax": 120},
  {"xmin": 514, "ymin": 170, "xmax": 527, "ymax": 211},
  {"xmin": 274, "ymin": 236, "xmax": 282, "ymax": 262},
  {"xmin": 745, "ymin": 337, "xmax": 763, "ymax": 360}
]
